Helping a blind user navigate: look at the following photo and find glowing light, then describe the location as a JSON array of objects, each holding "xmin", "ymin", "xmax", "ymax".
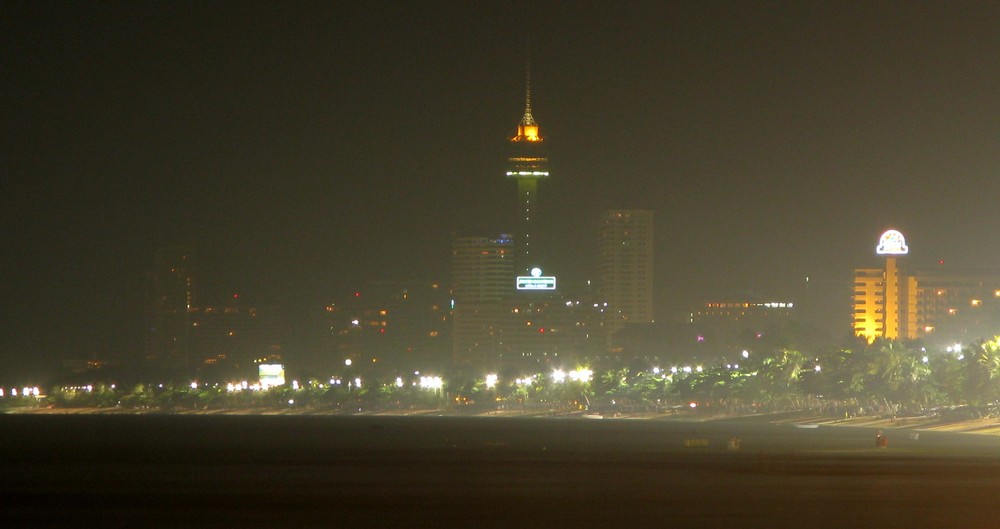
[
  {"xmin": 259, "ymin": 364, "xmax": 285, "ymax": 389},
  {"xmin": 395, "ymin": 377, "xmax": 404, "ymax": 388},
  {"xmin": 569, "ymin": 368, "xmax": 593, "ymax": 382},
  {"xmin": 485, "ymin": 374, "xmax": 498, "ymax": 389},
  {"xmin": 505, "ymin": 171, "xmax": 550, "ymax": 177},
  {"xmin": 345, "ymin": 359, "xmax": 352, "ymax": 366},
  {"xmin": 876, "ymin": 229, "xmax": 909, "ymax": 255},
  {"xmin": 551, "ymin": 369, "xmax": 567, "ymax": 383},
  {"xmin": 190, "ymin": 382, "xmax": 198, "ymax": 390},
  {"xmin": 419, "ymin": 376, "xmax": 443, "ymax": 390}
]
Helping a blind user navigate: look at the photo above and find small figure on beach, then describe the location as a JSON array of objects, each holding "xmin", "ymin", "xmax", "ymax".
[{"xmin": 875, "ymin": 430, "xmax": 888, "ymax": 448}]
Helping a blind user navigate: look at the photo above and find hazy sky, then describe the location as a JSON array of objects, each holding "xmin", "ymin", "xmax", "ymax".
[{"xmin": 4, "ymin": 1, "xmax": 999, "ymax": 370}]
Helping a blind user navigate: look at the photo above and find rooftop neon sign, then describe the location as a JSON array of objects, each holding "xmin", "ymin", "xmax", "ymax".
[{"xmin": 876, "ymin": 229, "xmax": 908, "ymax": 255}]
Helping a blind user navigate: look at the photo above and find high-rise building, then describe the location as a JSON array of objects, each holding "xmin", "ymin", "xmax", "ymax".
[
  {"xmin": 450, "ymin": 233, "xmax": 598, "ymax": 370},
  {"xmin": 597, "ymin": 210, "xmax": 654, "ymax": 351},
  {"xmin": 451, "ymin": 235, "xmax": 516, "ymax": 366},
  {"xmin": 319, "ymin": 281, "xmax": 450, "ymax": 374},
  {"xmin": 146, "ymin": 243, "xmax": 196, "ymax": 368},
  {"xmin": 853, "ymin": 229, "xmax": 1000, "ymax": 346},
  {"xmin": 506, "ymin": 69, "xmax": 550, "ymax": 274}
]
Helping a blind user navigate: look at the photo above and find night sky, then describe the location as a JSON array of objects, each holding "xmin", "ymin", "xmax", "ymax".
[{"xmin": 4, "ymin": 2, "xmax": 1000, "ymax": 376}]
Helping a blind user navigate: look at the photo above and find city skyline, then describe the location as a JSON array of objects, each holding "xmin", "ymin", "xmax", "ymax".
[{"xmin": 4, "ymin": 3, "xmax": 1000, "ymax": 377}]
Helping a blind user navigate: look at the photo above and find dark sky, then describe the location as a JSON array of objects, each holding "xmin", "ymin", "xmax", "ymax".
[{"xmin": 3, "ymin": 1, "xmax": 999, "ymax": 372}]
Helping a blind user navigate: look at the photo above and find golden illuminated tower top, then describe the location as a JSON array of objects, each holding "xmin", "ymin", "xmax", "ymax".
[{"xmin": 510, "ymin": 58, "xmax": 542, "ymax": 143}]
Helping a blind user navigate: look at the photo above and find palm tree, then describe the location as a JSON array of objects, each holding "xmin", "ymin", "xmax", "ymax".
[
  {"xmin": 965, "ymin": 337, "xmax": 1000, "ymax": 406},
  {"xmin": 869, "ymin": 339, "xmax": 932, "ymax": 411},
  {"xmin": 757, "ymin": 348, "xmax": 805, "ymax": 409}
]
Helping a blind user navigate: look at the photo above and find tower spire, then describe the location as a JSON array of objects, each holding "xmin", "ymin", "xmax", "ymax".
[
  {"xmin": 512, "ymin": 41, "xmax": 541, "ymax": 143},
  {"xmin": 521, "ymin": 47, "xmax": 535, "ymax": 126}
]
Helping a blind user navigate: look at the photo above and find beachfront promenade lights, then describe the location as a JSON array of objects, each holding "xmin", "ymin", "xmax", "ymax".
[
  {"xmin": 419, "ymin": 376, "xmax": 443, "ymax": 390},
  {"xmin": 552, "ymin": 368, "xmax": 593, "ymax": 383}
]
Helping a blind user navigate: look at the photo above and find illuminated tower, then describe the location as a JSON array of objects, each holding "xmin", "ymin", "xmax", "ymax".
[{"xmin": 506, "ymin": 65, "xmax": 550, "ymax": 274}]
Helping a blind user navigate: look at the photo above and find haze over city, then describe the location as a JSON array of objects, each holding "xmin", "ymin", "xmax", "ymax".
[{"xmin": 4, "ymin": 2, "xmax": 1000, "ymax": 379}]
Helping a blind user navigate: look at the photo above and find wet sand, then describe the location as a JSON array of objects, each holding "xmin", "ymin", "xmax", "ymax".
[{"xmin": 4, "ymin": 414, "xmax": 1000, "ymax": 528}]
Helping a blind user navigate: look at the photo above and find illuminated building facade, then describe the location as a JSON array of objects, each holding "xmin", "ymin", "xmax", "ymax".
[
  {"xmin": 597, "ymin": 210, "xmax": 654, "ymax": 351},
  {"xmin": 689, "ymin": 298, "xmax": 796, "ymax": 355},
  {"xmin": 853, "ymin": 230, "xmax": 1000, "ymax": 346},
  {"xmin": 506, "ymin": 70, "xmax": 550, "ymax": 274},
  {"xmin": 693, "ymin": 300, "xmax": 795, "ymax": 328}
]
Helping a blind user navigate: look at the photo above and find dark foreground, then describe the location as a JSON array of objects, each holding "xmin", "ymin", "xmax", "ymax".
[{"xmin": 4, "ymin": 413, "xmax": 1000, "ymax": 528}]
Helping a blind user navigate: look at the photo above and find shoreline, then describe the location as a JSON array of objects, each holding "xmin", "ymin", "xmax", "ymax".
[{"xmin": 7, "ymin": 405, "xmax": 1000, "ymax": 435}]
